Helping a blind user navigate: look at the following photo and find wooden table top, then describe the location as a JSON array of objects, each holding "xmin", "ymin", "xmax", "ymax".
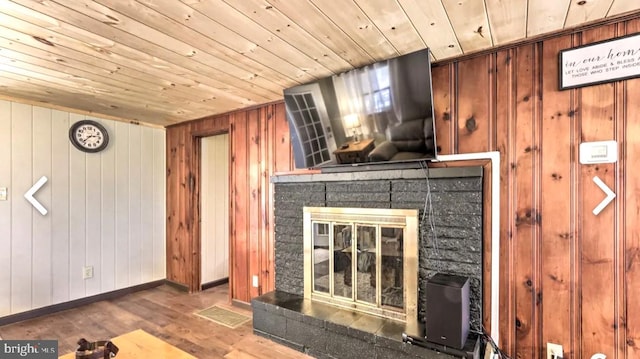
[
  {"xmin": 59, "ymin": 329, "xmax": 197, "ymax": 359},
  {"xmin": 334, "ymin": 138, "xmax": 374, "ymax": 154}
]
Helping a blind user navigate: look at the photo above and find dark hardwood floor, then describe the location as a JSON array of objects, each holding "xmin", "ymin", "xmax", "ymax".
[{"xmin": 0, "ymin": 284, "xmax": 311, "ymax": 359}]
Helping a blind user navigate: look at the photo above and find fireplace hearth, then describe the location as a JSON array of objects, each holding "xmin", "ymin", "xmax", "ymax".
[
  {"xmin": 255, "ymin": 166, "xmax": 485, "ymax": 358},
  {"xmin": 252, "ymin": 290, "xmax": 481, "ymax": 359}
]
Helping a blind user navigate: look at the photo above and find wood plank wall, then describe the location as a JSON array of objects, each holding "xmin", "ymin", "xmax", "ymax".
[
  {"xmin": 431, "ymin": 18, "xmax": 639, "ymax": 359},
  {"xmin": 165, "ymin": 16, "xmax": 640, "ymax": 359},
  {"xmin": 166, "ymin": 102, "xmax": 293, "ymax": 299}
]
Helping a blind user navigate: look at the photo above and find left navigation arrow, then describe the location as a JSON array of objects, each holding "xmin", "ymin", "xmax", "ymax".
[{"xmin": 24, "ymin": 176, "xmax": 48, "ymax": 215}]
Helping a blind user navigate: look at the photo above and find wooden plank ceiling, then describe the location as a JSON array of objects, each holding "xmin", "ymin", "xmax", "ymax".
[{"xmin": 0, "ymin": 0, "xmax": 638, "ymax": 127}]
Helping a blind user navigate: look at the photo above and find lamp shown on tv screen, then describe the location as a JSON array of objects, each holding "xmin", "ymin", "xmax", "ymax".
[{"xmin": 283, "ymin": 48, "xmax": 437, "ymax": 170}]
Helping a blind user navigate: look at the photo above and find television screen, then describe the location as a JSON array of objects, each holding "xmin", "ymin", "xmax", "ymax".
[{"xmin": 283, "ymin": 48, "xmax": 437, "ymax": 170}]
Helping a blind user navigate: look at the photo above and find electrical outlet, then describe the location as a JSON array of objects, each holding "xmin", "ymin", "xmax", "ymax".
[
  {"xmin": 547, "ymin": 343, "xmax": 563, "ymax": 359},
  {"xmin": 83, "ymin": 266, "xmax": 93, "ymax": 279},
  {"xmin": 252, "ymin": 275, "xmax": 259, "ymax": 288}
]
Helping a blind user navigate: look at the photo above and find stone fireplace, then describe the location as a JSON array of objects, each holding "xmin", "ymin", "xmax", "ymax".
[{"xmin": 252, "ymin": 165, "xmax": 485, "ymax": 358}]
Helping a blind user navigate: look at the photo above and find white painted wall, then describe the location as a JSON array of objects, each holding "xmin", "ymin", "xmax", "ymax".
[
  {"xmin": 0, "ymin": 100, "xmax": 166, "ymax": 316},
  {"xmin": 201, "ymin": 134, "xmax": 229, "ymax": 284}
]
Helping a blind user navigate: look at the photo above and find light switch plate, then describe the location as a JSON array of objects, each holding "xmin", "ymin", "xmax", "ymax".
[
  {"xmin": 0, "ymin": 187, "xmax": 7, "ymax": 201},
  {"xmin": 580, "ymin": 140, "xmax": 617, "ymax": 164}
]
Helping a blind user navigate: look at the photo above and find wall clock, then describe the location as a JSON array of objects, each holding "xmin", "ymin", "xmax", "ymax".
[{"xmin": 69, "ymin": 120, "xmax": 109, "ymax": 153}]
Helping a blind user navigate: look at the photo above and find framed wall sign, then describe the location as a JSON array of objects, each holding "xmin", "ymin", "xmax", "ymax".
[{"xmin": 559, "ymin": 32, "xmax": 640, "ymax": 90}]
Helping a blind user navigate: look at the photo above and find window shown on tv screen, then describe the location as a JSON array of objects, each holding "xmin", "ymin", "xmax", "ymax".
[
  {"xmin": 285, "ymin": 93, "xmax": 332, "ymax": 167},
  {"xmin": 284, "ymin": 48, "xmax": 436, "ymax": 170}
]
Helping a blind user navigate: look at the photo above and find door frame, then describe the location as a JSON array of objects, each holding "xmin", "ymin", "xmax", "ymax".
[
  {"xmin": 189, "ymin": 129, "xmax": 231, "ymax": 297},
  {"xmin": 199, "ymin": 133, "xmax": 231, "ymax": 288}
]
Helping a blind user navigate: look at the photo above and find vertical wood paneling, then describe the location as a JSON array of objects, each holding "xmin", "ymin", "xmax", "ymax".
[
  {"xmin": 614, "ymin": 22, "xmax": 630, "ymax": 359},
  {"xmin": 539, "ymin": 34, "xmax": 576, "ymax": 358},
  {"xmin": 266, "ymin": 103, "xmax": 288, "ymax": 291},
  {"xmin": 68, "ymin": 114, "xmax": 87, "ymax": 300},
  {"xmin": 50, "ymin": 110, "xmax": 70, "ymax": 304},
  {"xmin": 0, "ymin": 100, "xmax": 11, "ymax": 316},
  {"xmin": 153, "ymin": 130, "xmax": 166, "ymax": 280},
  {"xmin": 434, "ymin": 18, "xmax": 639, "ymax": 359},
  {"xmin": 262, "ymin": 106, "xmax": 273, "ymax": 293},
  {"xmin": 1, "ymin": 100, "xmax": 165, "ymax": 317},
  {"xmin": 259, "ymin": 108, "xmax": 268, "ymax": 296},
  {"xmin": 190, "ymin": 126, "xmax": 202, "ymax": 290},
  {"xmin": 512, "ymin": 44, "xmax": 539, "ymax": 359},
  {"xmin": 456, "ymin": 56, "xmax": 491, "ymax": 154},
  {"xmin": 432, "ymin": 64, "xmax": 453, "ymax": 155},
  {"xmin": 31, "ymin": 106, "xmax": 52, "ymax": 308},
  {"xmin": 128, "ymin": 126, "xmax": 142, "ymax": 285},
  {"xmin": 183, "ymin": 131, "xmax": 194, "ymax": 290},
  {"xmin": 578, "ymin": 25, "xmax": 618, "ymax": 359},
  {"xmin": 248, "ymin": 109, "xmax": 261, "ymax": 298},
  {"xmin": 623, "ymin": 17, "xmax": 640, "ymax": 359},
  {"xmin": 140, "ymin": 127, "xmax": 154, "ymax": 283},
  {"xmin": 114, "ymin": 121, "xmax": 130, "ymax": 289},
  {"xmin": 100, "ymin": 119, "xmax": 116, "ymax": 293},
  {"xmin": 231, "ymin": 112, "xmax": 249, "ymax": 300},
  {"xmin": 495, "ymin": 48, "xmax": 515, "ymax": 354},
  {"xmin": 624, "ymin": 29, "xmax": 640, "ymax": 359},
  {"xmin": 165, "ymin": 123, "xmax": 183, "ymax": 285},
  {"xmin": 85, "ymin": 118, "xmax": 103, "ymax": 297},
  {"xmin": 11, "ymin": 102, "xmax": 32, "ymax": 312},
  {"xmin": 272, "ymin": 102, "xmax": 293, "ymax": 173}
]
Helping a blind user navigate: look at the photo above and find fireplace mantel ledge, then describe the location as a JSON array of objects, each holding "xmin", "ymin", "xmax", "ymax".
[{"xmin": 271, "ymin": 166, "xmax": 482, "ymax": 184}]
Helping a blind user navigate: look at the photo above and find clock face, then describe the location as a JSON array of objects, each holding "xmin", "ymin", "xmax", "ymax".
[{"xmin": 69, "ymin": 120, "xmax": 109, "ymax": 153}]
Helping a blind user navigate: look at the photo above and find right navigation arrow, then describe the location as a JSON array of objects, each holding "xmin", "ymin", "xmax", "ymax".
[{"xmin": 592, "ymin": 176, "xmax": 615, "ymax": 215}]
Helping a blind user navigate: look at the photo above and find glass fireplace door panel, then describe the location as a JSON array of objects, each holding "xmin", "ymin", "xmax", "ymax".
[
  {"xmin": 333, "ymin": 224, "xmax": 352, "ymax": 299},
  {"xmin": 380, "ymin": 227, "xmax": 404, "ymax": 310},
  {"xmin": 356, "ymin": 225, "xmax": 377, "ymax": 304},
  {"xmin": 312, "ymin": 222, "xmax": 330, "ymax": 294}
]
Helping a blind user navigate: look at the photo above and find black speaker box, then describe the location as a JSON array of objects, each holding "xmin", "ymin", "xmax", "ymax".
[{"xmin": 425, "ymin": 273, "xmax": 470, "ymax": 349}]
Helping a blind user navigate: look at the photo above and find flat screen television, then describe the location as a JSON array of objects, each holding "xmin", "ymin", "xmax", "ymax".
[{"xmin": 283, "ymin": 48, "xmax": 437, "ymax": 170}]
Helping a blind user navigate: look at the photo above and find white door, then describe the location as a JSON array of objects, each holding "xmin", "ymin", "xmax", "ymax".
[{"xmin": 200, "ymin": 134, "xmax": 229, "ymax": 285}]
